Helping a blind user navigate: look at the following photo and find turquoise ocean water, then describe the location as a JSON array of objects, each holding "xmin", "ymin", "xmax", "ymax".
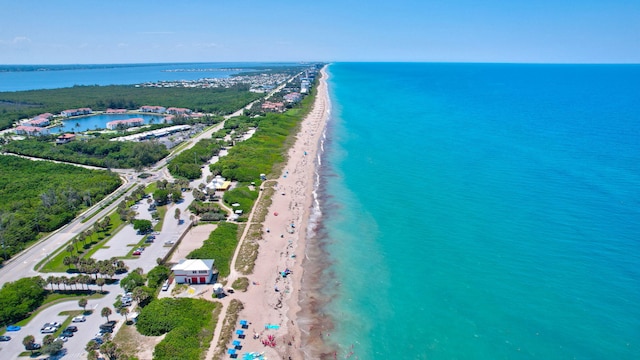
[{"xmin": 310, "ymin": 63, "xmax": 640, "ymax": 359}]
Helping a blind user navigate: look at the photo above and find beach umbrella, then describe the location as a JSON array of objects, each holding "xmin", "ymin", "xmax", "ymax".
[
  {"xmin": 274, "ymin": 212, "xmax": 278, "ymax": 216},
  {"xmin": 239, "ymin": 320, "xmax": 248, "ymax": 326},
  {"xmin": 228, "ymin": 348, "xmax": 236, "ymax": 355},
  {"xmin": 233, "ymin": 340, "xmax": 241, "ymax": 347},
  {"xmin": 236, "ymin": 329, "xmax": 244, "ymax": 335}
]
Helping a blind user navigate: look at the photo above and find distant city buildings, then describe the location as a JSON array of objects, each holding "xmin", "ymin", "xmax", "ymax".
[
  {"xmin": 14, "ymin": 125, "xmax": 50, "ymax": 136},
  {"xmin": 106, "ymin": 118, "xmax": 145, "ymax": 130},
  {"xmin": 261, "ymin": 101, "xmax": 285, "ymax": 112},
  {"xmin": 61, "ymin": 108, "xmax": 92, "ymax": 117}
]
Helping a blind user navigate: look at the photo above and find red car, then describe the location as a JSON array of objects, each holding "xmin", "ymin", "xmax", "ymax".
[{"xmin": 132, "ymin": 250, "xmax": 141, "ymax": 256}]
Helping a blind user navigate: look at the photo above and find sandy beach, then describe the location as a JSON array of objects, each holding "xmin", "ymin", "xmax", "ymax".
[{"xmin": 220, "ymin": 66, "xmax": 330, "ymax": 359}]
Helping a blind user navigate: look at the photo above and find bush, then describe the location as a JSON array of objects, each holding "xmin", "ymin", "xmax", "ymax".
[
  {"xmin": 146, "ymin": 265, "xmax": 170, "ymax": 289},
  {"xmin": 187, "ymin": 223, "xmax": 238, "ymax": 277},
  {"xmin": 136, "ymin": 298, "xmax": 217, "ymax": 360},
  {"xmin": 0, "ymin": 277, "xmax": 46, "ymax": 325}
]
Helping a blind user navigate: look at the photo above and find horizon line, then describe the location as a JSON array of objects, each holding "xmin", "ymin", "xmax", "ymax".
[{"xmin": 1, "ymin": 60, "xmax": 639, "ymax": 67}]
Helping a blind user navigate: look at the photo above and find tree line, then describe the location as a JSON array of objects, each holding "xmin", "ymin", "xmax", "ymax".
[
  {"xmin": 3, "ymin": 137, "xmax": 169, "ymax": 170},
  {"xmin": 0, "ymin": 155, "xmax": 122, "ymax": 261},
  {"xmin": 0, "ymin": 84, "xmax": 263, "ymax": 130}
]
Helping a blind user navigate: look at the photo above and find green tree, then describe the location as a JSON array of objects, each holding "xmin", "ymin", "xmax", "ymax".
[
  {"xmin": 153, "ymin": 189, "xmax": 169, "ymax": 205},
  {"xmin": 42, "ymin": 339, "xmax": 63, "ymax": 355},
  {"xmin": 101, "ymin": 306, "xmax": 112, "ymax": 322},
  {"xmin": 96, "ymin": 277, "xmax": 106, "ymax": 292},
  {"xmin": 133, "ymin": 219, "xmax": 152, "ymax": 234},
  {"xmin": 79, "ymin": 297, "xmax": 88, "ymax": 311},
  {"xmin": 146, "ymin": 265, "xmax": 170, "ymax": 289},
  {"xmin": 120, "ymin": 271, "xmax": 145, "ymax": 292},
  {"xmin": 0, "ymin": 277, "xmax": 47, "ymax": 325},
  {"xmin": 174, "ymin": 208, "xmax": 181, "ymax": 223},
  {"xmin": 42, "ymin": 334, "xmax": 54, "ymax": 346},
  {"xmin": 120, "ymin": 307, "xmax": 129, "ymax": 322},
  {"xmin": 23, "ymin": 335, "xmax": 36, "ymax": 354}
]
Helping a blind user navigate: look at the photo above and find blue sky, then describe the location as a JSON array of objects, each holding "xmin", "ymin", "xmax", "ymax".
[{"xmin": 1, "ymin": 0, "xmax": 638, "ymax": 64}]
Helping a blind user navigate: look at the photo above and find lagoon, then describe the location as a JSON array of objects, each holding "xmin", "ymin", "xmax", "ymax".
[{"xmin": 56, "ymin": 113, "xmax": 165, "ymax": 133}]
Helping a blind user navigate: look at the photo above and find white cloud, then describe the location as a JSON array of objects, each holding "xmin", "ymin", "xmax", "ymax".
[
  {"xmin": 13, "ymin": 36, "xmax": 31, "ymax": 44},
  {"xmin": 0, "ymin": 36, "xmax": 32, "ymax": 45}
]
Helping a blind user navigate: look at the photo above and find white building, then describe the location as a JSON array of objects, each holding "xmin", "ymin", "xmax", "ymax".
[{"xmin": 171, "ymin": 259, "xmax": 215, "ymax": 284}]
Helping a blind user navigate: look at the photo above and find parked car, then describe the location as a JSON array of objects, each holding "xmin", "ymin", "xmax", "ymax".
[
  {"xmin": 147, "ymin": 235, "xmax": 156, "ymax": 240},
  {"xmin": 61, "ymin": 330, "xmax": 74, "ymax": 337},
  {"xmin": 56, "ymin": 336, "xmax": 68, "ymax": 342},
  {"xmin": 0, "ymin": 335, "xmax": 11, "ymax": 341},
  {"xmin": 161, "ymin": 281, "xmax": 169, "ymax": 291},
  {"xmin": 40, "ymin": 327, "xmax": 56, "ymax": 334},
  {"xmin": 72, "ymin": 315, "xmax": 86, "ymax": 322},
  {"xmin": 26, "ymin": 343, "xmax": 41, "ymax": 350},
  {"xmin": 48, "ymin": 322, "xmax": 62, "ymax": 328},
  {"xmin": 64, "ymin": 326, "xmax": 78, "ymax": 332},
  {"xmin": 132, "ymin": 250, "xmax": 141, "ymax": 256}
]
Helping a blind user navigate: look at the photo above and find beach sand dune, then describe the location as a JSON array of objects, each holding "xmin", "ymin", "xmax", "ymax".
[{"xmin": 219, "ymin": 66, "xmax": 330, "ymax": 359}]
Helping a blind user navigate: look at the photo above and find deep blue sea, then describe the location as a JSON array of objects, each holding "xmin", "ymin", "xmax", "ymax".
[
  {"xmin": 0, "ymin": 62, "xmax": 296, "ymax": 92},
  {"xmin": 314, "ymin": 63, "xmax": 640, "ymax": 359}
]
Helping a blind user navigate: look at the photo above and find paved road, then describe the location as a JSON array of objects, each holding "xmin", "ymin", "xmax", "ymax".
[
  {"xmin": 0, "ymin": 72, "xmax": 300, "ymax": 359},
  {"xmin": 0, "ymin": 282, "xmax": 123, "ymax": 360}
]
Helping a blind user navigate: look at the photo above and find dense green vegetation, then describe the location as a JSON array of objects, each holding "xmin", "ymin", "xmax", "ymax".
[
  {"xmin": 223, "ymin": 186, "xmax": 259, "ymax": 215},
  {"xmin": 0, "ymin": 155, "xmax": 122, "ymax": 260},
  {"xmin": 167, "ymin": 138, "xmax": 223, "ymax": 179},
  {"xmin": 210, "ymin": 97, "xmax": 315, "ymax": 182},
  {"xmin": 136, "ymin": 298, "xmax": 217, "ymax": 360},
  {"xmin": 187, "ymin": 222, "xmax": 238, "ymax": 277},
  {"xmin": 0, "ymin": 277, "xmax": 46, "ymax": 325},
  {"xmin": 0, "ymin": 85, "xmax": 263, "ymax": 130},
  {"xmin": 3, "ymin": 138, "xmax": 168, "ymax": 169}
]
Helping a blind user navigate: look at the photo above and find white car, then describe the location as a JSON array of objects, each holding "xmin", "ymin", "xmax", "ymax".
[
  {"xmin": 161, "ymin": 281, "xmax": 169, "ymax": 291},
  {"xmin": 72, "ymin": 316, "xmax": 86, "ymax": 322},
  {"xmin": 40, "ymin": 326, "xmax": 56, "ymax": 334},
  {"xmin": 56, "ymin": 336, "xmax": 68, "ymax": 342}
]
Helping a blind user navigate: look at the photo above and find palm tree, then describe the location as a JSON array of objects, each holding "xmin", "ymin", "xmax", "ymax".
[
  {"xmin": 47, "ymin": 276, "xmax": 56, "ymax": 291},
  {"xmin": 79, "ymin": 297, "xmax": 88, "ymax": 311},
  {"xmin": 63, "ymin": 256, "xmax": 73, "ymax": 270},
  {"xmin": 96, "ymin": 278, "xmax": 106, "ymax": 293},
  {"xmin": 101, "ymin": 307, "xmax": 112, "ymax": 322},
  {"xmin": 174, "ymin": 208, "xmax": 181, "ymax": 223},
  {"xmin": 120, "ymin": 307, "xmax": 129, "ymax": 323}
]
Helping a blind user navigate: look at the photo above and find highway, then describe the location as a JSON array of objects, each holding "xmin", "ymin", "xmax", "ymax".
[{"xmin": 0, "ymin": 74, "xmax": 298, "ymax": 358}]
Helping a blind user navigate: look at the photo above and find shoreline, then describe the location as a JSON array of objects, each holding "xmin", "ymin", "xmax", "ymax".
[{"xmin": 228, "ymin": 65, "xmax": 331, "ymax": 359}]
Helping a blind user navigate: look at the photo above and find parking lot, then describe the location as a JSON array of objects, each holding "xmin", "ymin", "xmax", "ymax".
[{"xmin": 0, "ymin": 288, "xmax": 122, "ymax": 359}]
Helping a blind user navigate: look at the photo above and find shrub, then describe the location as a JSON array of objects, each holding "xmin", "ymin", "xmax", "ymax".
[{"xmin": 187, "ymin": 223, "xmax": 238, "ymax": 277}]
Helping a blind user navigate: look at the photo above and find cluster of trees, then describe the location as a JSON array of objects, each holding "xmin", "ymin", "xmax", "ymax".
[
  {"xmin": 187, "ymin": 222, "xmax": 238, "ymax": 277},
  {"xmin": 0, "ymin": 156, "xmax": 122, "ymax": 261},
  {"xmin": 0, "ymin": 84, "xmax": 264, "ymax": 130},
  {"xmin": 3, "ymin": 138, "xmax": 169, "ymax": 170},
  {"xmin": 0, "ymin": 277, "xmax": 46, "ymax": 325},
  {"xmin": 58, "ymin": 256, "xmax": 128, "ymax": 279},
  {"xmin": 136, "ymin": 298, "xmax": 217, "ymax": 360},
  {"xmin": 188, "ymin": 200, "xmax": 226, "ymax": 221},
  {"xmin": 152, "ymin": 179, "xmax": 186, "ymax": 206},
  {"xmin": 167, "ymin": 138, "xmax": 224, "ymax": 179}
]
